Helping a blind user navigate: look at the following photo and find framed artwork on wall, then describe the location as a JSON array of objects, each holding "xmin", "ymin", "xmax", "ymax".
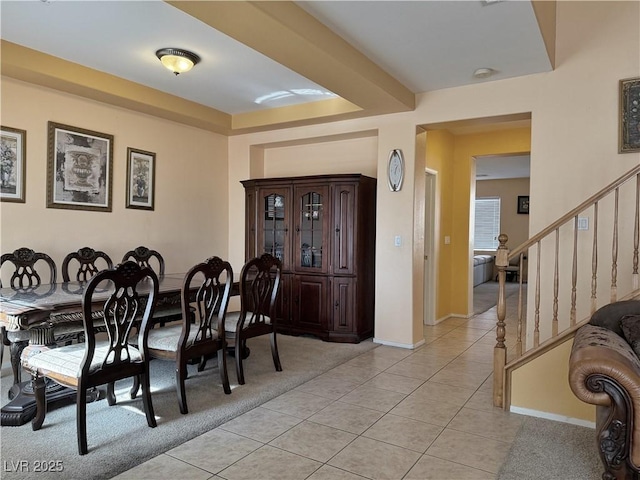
[
  {"xmin": 619, "ymin": 77, "xmax": 640, "ymax": 153},
  {"xmin": 47, "ymin": 122, "xmax": 113, "ymax": 212},
  {"xmin": 517, "ymin": 195, "xmax": 530, "ymax": 214},
  {"xmin": 126, "ymin": 147, "xmax": 155, "ymax": 210},
  {"xmin": 0, "ymin": 125, "xmax": 26, "ymax": 203}
]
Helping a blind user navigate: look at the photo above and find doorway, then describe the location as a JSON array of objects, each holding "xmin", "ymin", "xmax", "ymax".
[{"xmin": 424, "ymin": 169, "xmax": 437, "ymax": 325}]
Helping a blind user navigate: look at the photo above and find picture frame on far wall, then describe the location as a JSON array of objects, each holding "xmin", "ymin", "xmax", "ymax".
[
  {"xmin": 0, "ymin": 126, "xmax": 26, "ymax": 203},
  {"xmin": 47, "ymin": 121, "xmax": 113, "ymax": 212},
  {"xmin": 517, "ymin": 195, "xmax": 530, "ymax": 215},
  {"xmin": 126, "ymin": 147, "xmax": 155, "ymax": 210},
  {"xmin": 620, "ymin": 77, "xmax": 640, "ymax": 153}
]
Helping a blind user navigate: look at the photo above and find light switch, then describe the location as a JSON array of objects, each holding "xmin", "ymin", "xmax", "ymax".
[
  {"xmin": 578, "ymin": 217, "xmax": 589, "ymax": 230},
  {"xmin": 394, "ymin": 235, "xmax": 402, "ymax": 247},
  {"xmin": 444, "ymin": 236, "xmax": 451, "ymax": 245}
]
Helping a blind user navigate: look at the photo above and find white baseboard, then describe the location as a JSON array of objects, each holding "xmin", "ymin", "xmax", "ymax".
[
  {"xmin": 434, "ymin": 313, "xmax": 470, "ymax": 324},
  {"xmin": 509, "ymin": 406, "xmax": 596, "ymax": 429},
  {"xmin": 373, "ymin": 338, "xmax": 426, "ymax": 350}
]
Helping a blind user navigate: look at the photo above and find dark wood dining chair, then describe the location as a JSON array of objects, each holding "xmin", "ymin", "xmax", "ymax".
[
  {"xmin": 145, "ymin": 256, "xmax": 233, "ymax": 413},
  {"xmin": 1, "ymin": 247, "xmax": 57, "ymax": 289},
  {"xmin": 121, "ymin": 246, "xmax": 165, "ymax": 276},
  {"xmin": 122, "ymin": 246, "xmax": 178, "ymax": 326},
  {"xmin": 21, "ymin": 261, "xmax": 159, "ymax": 455},
  {"xmin": 225, "ymin": 253, "xmax": 282, "ymax": 385},
  {"xmin": 61, "ymin": 247, "xmax": 113, "ymax": 282},
  {"xmin": 1, "ymin": 247, "xmax": 57, "ymax": 385}
]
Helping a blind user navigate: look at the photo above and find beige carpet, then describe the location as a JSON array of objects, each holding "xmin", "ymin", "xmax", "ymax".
[{"xmin": 0, "ymin": 334, "xmax": 377, "ymax": 480}]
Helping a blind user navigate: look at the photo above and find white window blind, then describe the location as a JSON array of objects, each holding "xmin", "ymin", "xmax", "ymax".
[{"xmin": 475, "ymin": 197, "xmax": 501, "ymax": 250}]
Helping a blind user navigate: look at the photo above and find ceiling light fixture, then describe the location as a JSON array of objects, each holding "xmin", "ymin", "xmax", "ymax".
[
  {"xmin": 473, "ymin": 67, "xmax": 495, "ymax": 79},
  {"xmin": 155, "ymin": 48, "xmax": 200, "ymax": 75}
]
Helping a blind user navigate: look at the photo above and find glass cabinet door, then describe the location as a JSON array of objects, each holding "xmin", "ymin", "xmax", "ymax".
[
  {"xmin": 259, "ymin": 188, "xmax": 289, "ymax": 269},
  {"xmin": 295, "ymin": 185, "xmax": 329, "ymax": 272}
]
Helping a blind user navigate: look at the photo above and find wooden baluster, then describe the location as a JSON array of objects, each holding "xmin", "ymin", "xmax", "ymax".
[
  {"xmin": 634, "ymin": 174, "xmax": 639, "ymax": 290},
  {"xmin": 494, "ymin": 233, "xmax": 508, "ymax": 408},
  {"xmin": 551, "ymin": 229, "xmax": 559, "ymax": 340},
  {"xmin": 571, "ymin": 216, "xmax": 578, "ymax": 326},
  {"xmin": 611, "ymin": 188, "xmax": 619, "ymax": 302},
  {"xmin": 591, "ymin": 202, "xmax": 599, "ymax": 314},
  {"xmin": 534, "ymin": 240, "xmax": 541, "ymax": 349},
  {"xmin": 516, "ymin": 251, "xmax": 524, "ymax": 358}
]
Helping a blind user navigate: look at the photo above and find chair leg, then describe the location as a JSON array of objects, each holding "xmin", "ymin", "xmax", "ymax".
[
  {"xmin": 130, "ymin": 376, "xmax": 140, "ymax": 399},
  {"xmin": 218, "ymin": 348, "xmax": 231, "ymax": 394},
  {"xmin": 176, "ymin": 362, "xmax": 188, "ymax": 415},
  {"xmin": 270, "ymin": 331, "xmax": 282, "ymax": 372},
  {"xmin": 77, "ymin": 385, "xmax": 88, "ymax": 455},
  {"xmin": 31, "ymin": 375, "xmax": 47, "ymax": 431},
  {"xmin": 106, "ymin": 381, "xmax": 116, "ymax": 406},
  {"xmin": 235, "ymin": 337, "xmax": 245, "ymax": 385},
  {"xmin": 141, "ymin": 372, "xmax": 157, "ymax": 427},
  {"xmin": 197, "ymin": 355, "xmax": 208, "ymax": 372}
]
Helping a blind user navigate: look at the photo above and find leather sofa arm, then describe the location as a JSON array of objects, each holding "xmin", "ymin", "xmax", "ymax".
[
  {"xmin": 569, "ymin": 324, "xmax": 640, "ymax": 406},
  {"xmin": 569, "ymin": 324, "xmax": 640, "ymax": 468}
]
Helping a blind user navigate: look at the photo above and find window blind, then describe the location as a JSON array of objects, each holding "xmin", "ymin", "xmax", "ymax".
[{"xmin": 475, "ymin": 197, "xmax": 501, "ymax": 250}]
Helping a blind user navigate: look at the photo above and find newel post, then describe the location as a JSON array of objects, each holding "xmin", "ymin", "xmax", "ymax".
[{"xmin": 493, "ymin": 233, "xmax": 509, "ymax": 408}]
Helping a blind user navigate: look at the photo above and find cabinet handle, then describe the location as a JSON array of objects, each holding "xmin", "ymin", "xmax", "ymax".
[
  {"xmin": 335, "ymin": 227, "xmax": 340, "ymax": 234},
  {"xmin": 295, "ymin": 226, "xmax": 300, "ymax": 232},
  {"xmin": 335, "ymin": 302, "xmax": 339, "ymax": 308}
]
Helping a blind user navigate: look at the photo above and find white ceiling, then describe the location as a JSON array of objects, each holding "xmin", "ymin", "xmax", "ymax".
[
  {"xmin": 476, "ymin": 154, "xmax": 531, "ymax": 180},
  {"xmin": 0, "ymin": 0, "xmax": 552, "ymax": 115}
]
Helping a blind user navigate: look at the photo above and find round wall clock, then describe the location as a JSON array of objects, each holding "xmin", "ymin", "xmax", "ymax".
[{"xmin": 388, "ymin": 149, "xmax": 404, "ymax": 192}]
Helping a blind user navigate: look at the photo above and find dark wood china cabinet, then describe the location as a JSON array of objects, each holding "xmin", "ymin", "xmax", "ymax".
[{"xmin": 241, "ymin": 174, "xmax": 376, "ymax": 343}]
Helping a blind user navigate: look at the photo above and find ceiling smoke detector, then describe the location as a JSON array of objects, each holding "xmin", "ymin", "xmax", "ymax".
[{"xmin": 473, "ymin": 68, "xmax": 495, "ymax": 79}]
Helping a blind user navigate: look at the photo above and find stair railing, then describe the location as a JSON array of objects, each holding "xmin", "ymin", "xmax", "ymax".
[{"xmin": 493, "ymin": 163, "xmax": 640, "ymax": 408}]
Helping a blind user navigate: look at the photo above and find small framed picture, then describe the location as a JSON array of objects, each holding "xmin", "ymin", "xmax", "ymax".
[
  {"xmin": 47, "ymin": 122, "xmax": 113, "ymax": 212},
  {"xmin": 126, "ymin": 147, "xmax": 155, "ymax": 210},
  {"xmin": 1, "ymin": 126, "xmax": 26, "ymax": 203},
  {"xmin": 517, "ymin": 195, "xmax": 530, "ymax": 215},
  {"xmin": 619, "ymin": 77, "xmax": 640, "ymax": 153}
]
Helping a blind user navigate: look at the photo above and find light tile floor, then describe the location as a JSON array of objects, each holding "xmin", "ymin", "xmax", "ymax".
[{"xmin": 114, "ymin": 301, "xmax": 526, "ymax": 480}]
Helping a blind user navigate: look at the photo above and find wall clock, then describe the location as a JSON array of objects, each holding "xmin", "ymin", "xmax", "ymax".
[{"xmin": 388, "ymin": 149, "xmax": 404, "ymax": 192}]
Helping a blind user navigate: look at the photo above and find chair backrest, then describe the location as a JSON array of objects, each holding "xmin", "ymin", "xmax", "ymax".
[
  {"xmin": 80, "ymin": 261, "xmax": 158, "ymax": 377},
  {"xmin": 121, "ymin": 246, "xmax": 165, "ymax": 276},
  {"xmin": 179, "ymin": 256, "xmax": 233, "ymax": 350},
  {"xmin": 237, "ymin": 253, "xmax": 282, "ymax": 329},
  {"xmin": 62, "ymin": 247, "xmax": 114, "ymax": 282},
  {"xmin": 0, "ymin": 247, "xmax": 57, "ymax": 289}
]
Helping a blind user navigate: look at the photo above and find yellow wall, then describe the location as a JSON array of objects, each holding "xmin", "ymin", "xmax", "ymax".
[
  {"xmin": 0, "ymin": 78, "xmax": 229, "ymax": 273},
  {"xmin": 511, "ymin": 339, "xmax": 595, "ymax": 423}
]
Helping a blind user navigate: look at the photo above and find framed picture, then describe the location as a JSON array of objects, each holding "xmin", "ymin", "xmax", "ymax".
[
  {"xmin": 47, "ymin": 122, "xmax": 113, "ymax": 212},
  {"xmin": 126, "ymin": 148, "xmax": 155, "ymax": 210},
  {"xmin": 517, "ymin": 195, "xmax": 530, "ymax": 215},
  {"xmin": 620, "ymin": 77, "xmax": 640, "ymax": 153},
  {"xmin": 0, "ymin": 126, "xmax": 26, "ymax": 203}
]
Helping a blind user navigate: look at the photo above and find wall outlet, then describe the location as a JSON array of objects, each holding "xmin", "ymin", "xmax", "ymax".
[
  {"xmin": 444, "ymin": 235, "xmax": 451, "ymax": 245},
  {"xmin": 394, "ymin": 235, "xmax": 402, "ymax": 247}
]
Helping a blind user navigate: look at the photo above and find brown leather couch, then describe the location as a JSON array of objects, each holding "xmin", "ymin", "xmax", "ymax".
[{"xmin": 569, "ymin": 300, "xmax": 640, "ymax": 480}]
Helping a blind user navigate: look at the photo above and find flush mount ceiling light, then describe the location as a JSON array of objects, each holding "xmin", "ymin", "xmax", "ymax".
[
  {"xmin": 155, "ymin": 48, "xmax": 200, "ymax": 75},
  {"xmin": 473, "ymin": 67, "xmax": 495, "ymax": 79}
]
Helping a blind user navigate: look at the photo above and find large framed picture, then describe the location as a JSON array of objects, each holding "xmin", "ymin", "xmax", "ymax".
[
  {"xmin": 620, "ymin": 77, "xmax": 640, "ymax": 153},
  {"xmin": 126, "ymin": 147, "xmax": 155, "ymax": 210},
  {"xmin": 0, "ymin": 126, "xmax": 26, "ymax": 203},
  {"xmin": 47, "ymin": 122, "xmax": 113, "ymax": 212}
]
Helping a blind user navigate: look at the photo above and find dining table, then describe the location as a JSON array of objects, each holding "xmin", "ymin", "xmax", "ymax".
[{"xmin": 0, "ymin": 273, "xmax": 189, "ymax": 426}]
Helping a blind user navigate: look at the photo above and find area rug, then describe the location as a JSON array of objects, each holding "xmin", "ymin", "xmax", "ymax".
[
  {"xmin": 497, "ymin": 416, "xmax": 602, "ymax": 480},
  {"xmin": 474, "ymin": 281, "xmax": 520, "ymax": 314},
  {"xmin": 0, "ymin": 335, "xmax": 377, "ymax": 480}
]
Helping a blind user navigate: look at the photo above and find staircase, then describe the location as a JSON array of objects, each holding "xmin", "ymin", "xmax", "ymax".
[{"xmin": 493, "ymin": 163, "xmax": 640, "ymax": 409}]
